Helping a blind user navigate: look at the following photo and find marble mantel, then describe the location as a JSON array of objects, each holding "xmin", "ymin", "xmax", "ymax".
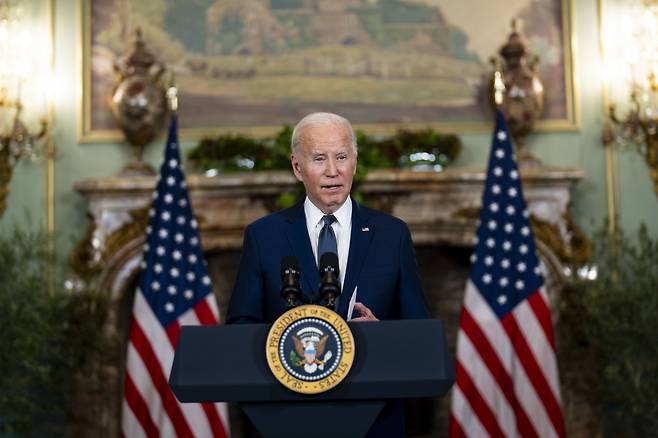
[
  {"xmin": 71, "ymin": 166, "xmax": 586, "ymax": 438},
  {"xmin": 74, "ymin": 166, "xmax": 584, "ymax": 259}
]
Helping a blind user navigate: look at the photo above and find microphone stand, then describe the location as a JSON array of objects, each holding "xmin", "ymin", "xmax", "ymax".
[{"xmin": 317, "ymin": 252, "xmax": 341, "ymax": 311}]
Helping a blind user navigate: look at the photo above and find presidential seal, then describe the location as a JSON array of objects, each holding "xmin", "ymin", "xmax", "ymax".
[{"xmin": 266, "ymin": 304, "xmax": 355, "ymax": 394}]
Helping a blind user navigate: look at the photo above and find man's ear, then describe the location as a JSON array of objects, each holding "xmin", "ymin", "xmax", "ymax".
[{"xmin": 291, "ymin": 155, "xmax": 304, "ymax": 182}]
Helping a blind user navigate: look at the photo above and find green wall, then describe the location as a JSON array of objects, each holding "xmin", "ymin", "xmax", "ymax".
[{"xmin": 1, "ymin": 0, "xmax": 656, "ymax": 257}]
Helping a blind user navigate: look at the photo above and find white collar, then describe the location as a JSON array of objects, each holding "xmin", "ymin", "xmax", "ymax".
[{"xmin": 304, "ymin": 195, "xmax": 352, "ymax": 228}]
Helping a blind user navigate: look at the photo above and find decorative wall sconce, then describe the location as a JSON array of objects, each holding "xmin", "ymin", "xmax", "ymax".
[
  {"xmin": 0, "ymin": 0, "xmax": 52, "ymax": 217},
  {"xmin": 603, "ymin": 0, "xmax": 658, "ymax": 199},
  {"xmin": 111, "ymin": 29, "xmax": 168, "ymax": 176},
  {"xmin": 489, "ymin": 20, "xmax": 545, "ymax": 167}
]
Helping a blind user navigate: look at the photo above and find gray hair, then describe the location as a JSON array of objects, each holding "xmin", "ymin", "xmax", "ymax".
[{"xmin": 290, "ymin": 112, "xmax": 357, "ymax": 155}]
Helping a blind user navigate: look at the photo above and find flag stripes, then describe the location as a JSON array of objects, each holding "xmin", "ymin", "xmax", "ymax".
[
  {"xmin": 121, "ymin": 115, "xmax": 228, "ymax": 438},
  {"xmin": 449, "ymin": 111, "xmax": 564, "ymax": 438}
]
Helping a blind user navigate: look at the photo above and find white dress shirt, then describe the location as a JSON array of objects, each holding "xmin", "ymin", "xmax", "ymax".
[{"xmin": 304, "ymin": 196, "xmax": 352, "ymax": 288}]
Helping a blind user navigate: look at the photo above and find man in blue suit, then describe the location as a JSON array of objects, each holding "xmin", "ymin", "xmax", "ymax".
[{"xmin": 226, "ymin": 112, "xmax": 430, "ymax": 436}]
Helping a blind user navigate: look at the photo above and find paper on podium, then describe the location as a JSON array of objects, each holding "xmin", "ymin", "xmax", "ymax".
[{"xmin": 346, "ymin": 286, "xmax": 358, "ymax": 321}]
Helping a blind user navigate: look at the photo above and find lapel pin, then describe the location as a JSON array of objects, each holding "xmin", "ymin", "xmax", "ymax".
[{"xmin": 361, "ymin": 227, "xmax": 369, "ymax": 232}]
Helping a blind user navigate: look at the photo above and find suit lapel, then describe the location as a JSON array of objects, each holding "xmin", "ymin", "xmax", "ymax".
[
  {"xmin": 338, "ymin": 200, "xmax": 374, "ymax": 317},
  {"xmin": 285, "ymin": 201, "xmax": 320, "ymax": 297}
]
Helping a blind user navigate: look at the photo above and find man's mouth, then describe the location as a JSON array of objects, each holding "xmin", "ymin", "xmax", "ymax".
[{"xmin": 321, "ymin": 184, "xmax": 343, "ymax": 192}]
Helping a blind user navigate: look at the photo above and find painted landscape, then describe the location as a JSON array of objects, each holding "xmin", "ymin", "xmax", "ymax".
[{"xmin": 87, "ymin": 0, "xmax": 571, "ymax": 134}]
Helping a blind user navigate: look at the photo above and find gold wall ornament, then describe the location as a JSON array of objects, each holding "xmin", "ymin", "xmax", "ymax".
[
  {"xmin": 111, "ymin": 28, "xmax": 168, "ymax": 176},
  {"xmin": 600, "ymin": 0, "xmax": 658, "ymax": 202},
  {"xmin": 0, "ymin": 0, "xmax": 50, "ymax": 217},
  {"xmin": 607, "ymin": 76, "xmax": 658, "ymax": 199},
  {"xmin": 490, "ymin": 20, "xmax": 545, "ymax": 167}
]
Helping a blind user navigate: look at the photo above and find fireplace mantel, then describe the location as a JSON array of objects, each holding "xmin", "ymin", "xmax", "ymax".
[{"xmin": 74, "ymin": 166, "xmax": 583, "ymax": 257}]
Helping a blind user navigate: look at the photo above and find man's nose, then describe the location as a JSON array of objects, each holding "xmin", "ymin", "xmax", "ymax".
[{"xmin": 325, "ymin": 159, "xmax": 338, "ymax": 176}]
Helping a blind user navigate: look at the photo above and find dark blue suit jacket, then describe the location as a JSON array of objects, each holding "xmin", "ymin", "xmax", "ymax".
[
  {"xmin": 226, "ymin": 198, "xmax": 429, "ymax": 323},
  {"xmin": 226, "ymin": 198, "xmax": 430, "ymax": 436}
]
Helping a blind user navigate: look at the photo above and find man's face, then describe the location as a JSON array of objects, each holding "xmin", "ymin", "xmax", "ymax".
[{"xmin": 291, "ymin": 123, "xmax": 357, "ymax": 214}]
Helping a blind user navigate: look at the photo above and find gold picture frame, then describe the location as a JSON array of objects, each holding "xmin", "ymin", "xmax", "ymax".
[{"xmin": 79, "ymin": 0, "xmax": 579, "ymax": 142}]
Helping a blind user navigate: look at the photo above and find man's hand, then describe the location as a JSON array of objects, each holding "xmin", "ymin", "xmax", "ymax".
[{"xmin": 351, "ymin": 302, "xmax": 379, "ymax": 322}]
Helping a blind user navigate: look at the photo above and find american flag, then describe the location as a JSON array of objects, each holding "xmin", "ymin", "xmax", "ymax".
[
  {"xmin": 449, "ymin": 111, "xmax": 565, "ymax": 438},
  {"xmin": 121, "ymin": 115, "xmax": 229, "ymax": 438}
]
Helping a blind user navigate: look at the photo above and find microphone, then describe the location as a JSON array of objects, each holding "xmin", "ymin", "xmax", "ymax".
[
  {"xmin": 318, "ymin": 252, "xmax": 341, "ymax": 310},
  {"xmin": 280, "ymin": 256, "xmax": 303, "ymax": 308}
]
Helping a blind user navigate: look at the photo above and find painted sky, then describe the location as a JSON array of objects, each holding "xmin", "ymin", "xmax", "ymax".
[{"xmin": 412, "ymin": 0, "xmax": 532, "ymax": 61}]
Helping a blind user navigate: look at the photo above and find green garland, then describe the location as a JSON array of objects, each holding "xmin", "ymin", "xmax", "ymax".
[{"xmin": 187, "ymin": 126, "xmax": 461, "ymax": 173}]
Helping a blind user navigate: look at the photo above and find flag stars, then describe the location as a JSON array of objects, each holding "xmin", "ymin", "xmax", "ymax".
[
  {"xmin": 488, "ymin": 220, "xmax": 497, "ymax": 230},
  {"xmin": 523, "ymin": 209, "xmax": 529, "ymax": 218},
  {"xmin": 504, "ymin": 223, "xmax": 514, "ymax": 233},
  {"xmin": 483, "ymin": 273, "xmax": 492, "ymax": 284},
  {"xmin": 144, "ymin": 243, "xmax": 150, "ymax": 252},
  {"xmin": 501, "ymin": 258, "xmax": 510, "ymax": 269},
  {"xmin": 534, "ymin": 266, "xmax": 542, "ymax": 276},
  {"xmin": 486, "ymin": 238, "xmax": 495, "ymax": 248},
  {"xmin": 497, "ymin": 131, "xmax": 507, "ymax": 141},
  {"xmin": 499, "ymin": 277, "xmax": 509, "ymax": 287},
  {"xmin": 517, "ymin": 262, "xmax": 527, "ymax": 272},
  {"xmin": 506, "ymin": 205, "xmax": 516, "ymax": 216},
  {"xmin": 521, "ymin": 226, "xmax": 530, "ymax": 236},
  {"xmin": 515, "ymin": 280, "xmax": 525, "ymax": 290},
  {"xmin": 497, "ymin": 294, "xmax": 508, "ymax": 305},
  {"xmin": 502, "ymin": 241, "xmax": 512, "ymax": 251},
  {"xmin": 495, "ymin": 148, "xmax": 505, "ymax": 159},
  {"xmin": 519, "ymin": 244, "xmax": 528, "ymax": 254},
  {"xmin": 510, "ymin": 169, "xmax": 519, "ymax": 179},
  {"xmin": 491, "ymin": 184, "xmax": 501, "ymax": 194},
  {"xmin": 493, "ymin": 166, "xmax": 503, "ymax": 176},
  {"xmin": 138, "ymin": 123, "xmax": 217, "ymax": 326},
  {"xmin": 490, "ymin": 202, "xmax": 499, "ymax": 212},
  {"xmin": 484, "ymin": 256, "xmax": 494, "ymax": 266},
  {"xmin": 508, "ymin": 187, "xmax": 518, "ymax": 197},
  {"xmin": 470, "ymin": 253, "xmax": 477, "ymax": 263}
]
